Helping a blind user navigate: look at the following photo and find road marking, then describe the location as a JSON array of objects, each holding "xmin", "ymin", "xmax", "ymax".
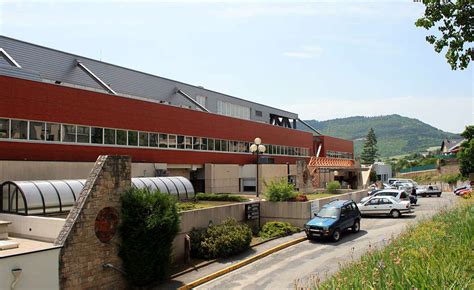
[{"xmin": 178, "ymin": 236, "xmax": 307, "ymax": 290}]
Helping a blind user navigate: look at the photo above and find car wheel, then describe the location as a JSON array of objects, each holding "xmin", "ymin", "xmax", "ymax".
[
  {"xmin": 421, "ymin": 194, "xmax": 426, "ymax": 197},
  {"xmin": 352, "ymin": 220, "xmax": 360, "ymax": 233},
  {"xmin": 306, "ymin": 235, "xmax": 313, "ymax": 241},
  {"xmin": 391, "ymin": 209, "xmax": 401, "ymax": 218},
  {"xmin": 437, "ymin": 194, "xmax": 441, "ymax": 197},
  {"xmin": 331, "ymin": 229, "xmax": 341, "ymax": 242}
]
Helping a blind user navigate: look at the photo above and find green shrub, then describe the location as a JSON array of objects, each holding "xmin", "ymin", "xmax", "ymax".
[
  {"xmin": 264, "ymin": 178, "xmax": 298, "ymax": 201},
  {"xmin": 441, "ymin": 173, "xmax": 461, "ymax": 185},
  {"xmin": 326, "ymin": 181, "xmax": 341, "ymax": 193},
  {"xmin": 195, "ymin": 193, "xmax": 248, "ymax": 202},
  {"xmin": 259, "ymin": 221, "xmax": 299, "ymax": 239},
  {"xmin": 190, "ymin": 218, "xmax": 252, "ymax": 259},
  {"xmin": 119, "ymin": 188, "xmax": 180, "ymax": 287}
]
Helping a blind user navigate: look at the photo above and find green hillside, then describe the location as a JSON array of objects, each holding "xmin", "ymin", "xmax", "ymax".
[{"xmin": 303, "ymin": 115, "xmax": 460, "ymax": 158}]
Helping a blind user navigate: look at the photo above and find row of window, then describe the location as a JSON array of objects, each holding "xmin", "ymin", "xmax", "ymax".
[
  {"xmin": 217, "ymin": 100, "xmax": 251, "ymax": 120},
  {"xmin": 326, "ymin": 150, "xmax": 353, "ymax": 159},
  {"xmin": 0, "ymin": 118, "xmax": 310, "ymax": 156}
]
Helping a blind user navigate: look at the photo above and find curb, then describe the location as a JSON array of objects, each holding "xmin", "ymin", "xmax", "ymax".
[
  {"xmin": 177, "ymin": 236, "xmax": 307, "ymax": 290},
  {"xmin": 170, "ymin": 231, "xmax": 303, "ymax": 279}
]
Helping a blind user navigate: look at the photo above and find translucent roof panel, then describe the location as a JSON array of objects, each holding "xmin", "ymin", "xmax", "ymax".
[{"xmin": 1, "ymin": 176, "xmax": 195, "ymax": 215}]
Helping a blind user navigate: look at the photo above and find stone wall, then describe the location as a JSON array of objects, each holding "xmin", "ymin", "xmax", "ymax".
[{"xmin": 54, "ymin": 155, "xmax": 131, "ymax": 290}]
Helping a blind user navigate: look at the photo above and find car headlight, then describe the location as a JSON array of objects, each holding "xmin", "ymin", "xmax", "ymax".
[
  {"xmin": 304, "ymin": 224, "xmax": 310, "ymax": 229},
  {"xmin": 322, "ymin": 226, "xmax": 328, "ymax": 231}
]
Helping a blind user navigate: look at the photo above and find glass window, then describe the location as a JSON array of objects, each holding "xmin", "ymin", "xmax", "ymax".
[
  {"xmin": 193, "ymin": 137, "xmax": 201, "ymax": 150},
  {"xmin": 185, "ymin": 136, "xmax": 192, "ymax": 149},
  {"xmin": 208, "ymin": 139, "xmax": 214, "ymax": 151},
  {"xmin": 104, "ymin": 129, "xmax": 116, "ymax": 145},
  {"xmin": 62, "ymin": 125, "xmax": 76, "ymax": 142},
  {"xmin": 29, "ymin": 121, "xmax": 45, "ymax": 141},
  {"xmin": 168, "ymin": 135, "xmax": 177, "ymax": 148},
  {"xmin": 201, "ymin": 138, "xmax": 208, "ymax": 150},
  {"xmin": 117, "ymin": 130, "xmax": 127, "ymax": 145},
  {"xmin": 139, "ymin": 132, "xmax": 149, "ymax": 147},
  {"xmin": 150, "ymin": 133, "xmax": 159, "ymax": 147},
  {"xmin": 11, "ymin": 120, "xmax": 28, "ymax": 140},
  {"xmin": 91, "ymin": 127, "xmax": 103, "ymax": 144},
  {"xmin": 0, "ymin": 119, "xmax": 9, "ymax": 138},
  {"xmin": 215, "ymin": 139, "xmax": 221, "ymax": 151},
  {"xmin": 229, "ymin": 140, "xmax": 234, "ymax": 152},
  {"xmin": 196, "ymin": 95, "xmax": 206, "ymax": 107},
  {"xmin": 46, "ymin": 123, "xmax": 61, "ymax": 141},
  {"xmin": 128, "ymin": 131, "xmax": 138, "ymax": 146},
  {"xmin": 177, "ymin": 136, "xmax": 185, "ymax": 149},
  {"xmin": 77, "ymin": 126, "xmax": 90, "ymax": 143},
  {"xmin": 222, "ymin": 140, "xmax": 228, "ymax": 151},
  {"xmin": 159, "ymin": 134, "xmax": 168, "ymax": 148}
]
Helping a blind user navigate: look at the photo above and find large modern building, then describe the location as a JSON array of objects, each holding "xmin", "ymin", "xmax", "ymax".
[{"xmin": 0, "ymin": 35, "xmax": 355, "ymax": 193}]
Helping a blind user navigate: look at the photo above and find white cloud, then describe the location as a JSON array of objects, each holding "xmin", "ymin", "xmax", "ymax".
[
  {"xmin": 284, "ymin": 96, "xmax": 473, "ymax": 133},
  {"xmin": 283, "ymin": 45, "xmax": 323, "ymax": 59}
]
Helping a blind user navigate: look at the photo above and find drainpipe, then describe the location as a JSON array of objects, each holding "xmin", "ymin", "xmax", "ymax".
[{"xmin": 11, "ymin": 268, "xmax": 22, "ymax": 290}]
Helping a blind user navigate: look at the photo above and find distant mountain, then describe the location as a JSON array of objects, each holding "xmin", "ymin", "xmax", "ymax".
[{"xmin": 302, "ymin": 115, "xmax": 461, "ymax": 158}]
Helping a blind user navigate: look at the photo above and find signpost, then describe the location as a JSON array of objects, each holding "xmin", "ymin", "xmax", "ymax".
[{"xmin": 245, "ymin": 203, "xmax": 260, "ymax": 221}]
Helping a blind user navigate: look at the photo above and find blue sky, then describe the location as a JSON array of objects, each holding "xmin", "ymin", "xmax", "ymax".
[{"xmin": 1, "ymin": 0, "xmax": 472, "ymax": 133}]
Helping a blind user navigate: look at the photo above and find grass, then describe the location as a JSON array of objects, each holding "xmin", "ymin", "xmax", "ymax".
[
  {"xmin": 305, "ymin": 193, "xmax": 338, "ymax": 200},
  {"xmin": 314, "ymin": 200, "xmax": 474, "ymax": 289}
]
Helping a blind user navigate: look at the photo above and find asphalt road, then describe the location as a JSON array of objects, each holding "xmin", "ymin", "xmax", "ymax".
[{"xmin": 196, "ymin": 193, "xmax": 458, "ymax": 290}]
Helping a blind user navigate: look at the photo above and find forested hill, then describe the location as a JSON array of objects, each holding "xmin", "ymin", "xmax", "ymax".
[{"xmin": 303, "ymin": 115, "xmax": 461, "ymax": 157}]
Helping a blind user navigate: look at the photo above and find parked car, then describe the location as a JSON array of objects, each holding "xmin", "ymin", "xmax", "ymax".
[
  {"xmin": 304, "ymin": 200, "xmax": 361, "ymax": 242},
  {"xmin": 454, "ymin": 185, "xmax": 471, "ymax": 196},
  {"xmin": 361, "ymin": 189, "xmax": 417, "ymax": 205},
  {"xmin": 357, "ymin": 196, "xmax": 412, "ymax": 218},
  {"xmin": 417, "ymin": 185, "xmax": 442, "ymax": 197}
]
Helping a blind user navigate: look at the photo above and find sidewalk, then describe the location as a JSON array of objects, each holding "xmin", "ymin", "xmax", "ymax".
[{"xmin": 156, "ymin": 232, "xmax": 306, "ymax": 289}]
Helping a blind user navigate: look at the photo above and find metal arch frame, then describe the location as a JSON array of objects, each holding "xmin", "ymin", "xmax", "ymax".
[
  {"xmin": 63, "ymin": 181, "xmax": 78, "ymax": 201},
  {"xmin": 30, "ymin": 182, "xmax": 47, "ymax": 215},
  {"xmin": 0, "ymin": 181, "xmax": 29, "ymax": 215},
  {"xmin": 163, "ymin": 177, "xmax": 180, "ymax": 199},
  {"xmin": 171, "ymin": 177, "xmax": 189, "ymax": 199},
  {"xmin": 46, "ymin": 181, "xmax": 63, "ymax": 213}
]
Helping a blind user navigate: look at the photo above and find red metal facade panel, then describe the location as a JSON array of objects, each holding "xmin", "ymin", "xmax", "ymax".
[
  {"xmin": 319, "ymin": 135, "xmax": 354, "ymax": 155},
  {"xmin": 0, "ymin": 76, "xmax": 313, "ymax": 163}
]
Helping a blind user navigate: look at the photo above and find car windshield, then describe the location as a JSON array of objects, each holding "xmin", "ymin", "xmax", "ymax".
[{"xmin": 317, "ymin": 207, "xmax": 340, "ymax": 218}]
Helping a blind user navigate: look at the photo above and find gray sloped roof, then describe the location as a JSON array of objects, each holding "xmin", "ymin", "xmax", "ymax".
[{"xmin": 0, "ymin": 35, "xmax": 298, "ymax": 120}]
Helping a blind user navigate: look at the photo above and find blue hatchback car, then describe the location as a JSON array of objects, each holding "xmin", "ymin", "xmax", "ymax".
[{"xmin": 304, "ymin": 200, "xmax": 361, "ymax": 242}]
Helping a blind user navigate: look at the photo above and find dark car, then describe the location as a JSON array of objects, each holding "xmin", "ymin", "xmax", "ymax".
[{"xmin": 304, "ymin": 200, "xmax": 361, "ymax": 242}]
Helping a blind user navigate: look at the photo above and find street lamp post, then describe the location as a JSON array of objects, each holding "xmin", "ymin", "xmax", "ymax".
[{"xmin": 250, "ymin": 137, "xmax": 266, "ymax": 197}]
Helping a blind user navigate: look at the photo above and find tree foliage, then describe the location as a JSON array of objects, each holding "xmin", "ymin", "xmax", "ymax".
[
  {"xmin": 119, "ymin": 188, "xmax": 180, "ymax": 287},
  {"xmin": 361, "ymin": 128, "xmax": 379, "ymax": 164},
  {"xmin": 457, "ymin": 125, "xmax": 474, "ymax": 177},
  {"xmin": 415, "ymin": 0, "xmax": 473, "ymax": 70}
]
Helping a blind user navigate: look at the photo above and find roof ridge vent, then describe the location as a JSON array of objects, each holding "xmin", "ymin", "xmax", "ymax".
[{"xmin": 0, "ymin": 48, "xmax": 21, "ymax": 68}]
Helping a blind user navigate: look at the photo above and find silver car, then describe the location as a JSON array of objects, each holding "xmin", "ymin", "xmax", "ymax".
[{"xmin": 357, "ymin": 196, "xmax": 413, "ymax": 218}]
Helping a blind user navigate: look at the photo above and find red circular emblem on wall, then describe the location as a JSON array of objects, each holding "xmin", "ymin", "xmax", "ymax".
[{"xmin": 95, "ymin": 207, "xmax": 119, "ymax": 243}]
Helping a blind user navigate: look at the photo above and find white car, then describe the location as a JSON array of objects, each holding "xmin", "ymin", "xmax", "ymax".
[
  {"xmin": 361, "ymin": 189, "xmax": 410, "ymax": 203},
  {"xmin": 357, "ymin": 196, "xmax": 412, "ymax": 218}
]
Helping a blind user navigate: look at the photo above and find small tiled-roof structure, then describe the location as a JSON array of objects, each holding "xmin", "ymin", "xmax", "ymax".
[{"xmin": 308, "ymin": 157, "xmax": 355, "ymax": 168}]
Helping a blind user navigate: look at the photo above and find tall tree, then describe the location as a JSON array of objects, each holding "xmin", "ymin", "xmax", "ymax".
[
  {"xmin": 361, "ymin": 128, "xmax": 379, "ymax": 164},
  {"xmin": 457, "ymin": 125, "xmax": 474, "ymax": 177},
  {"xmin": 415, "ymin": 0, "xmax": 473, "ymax": 70}
]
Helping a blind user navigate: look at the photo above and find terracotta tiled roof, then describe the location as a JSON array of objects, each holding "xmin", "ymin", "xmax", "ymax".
[{"xmin": 308, "ymin": 157, "xmax": 355, "ymax": 168}]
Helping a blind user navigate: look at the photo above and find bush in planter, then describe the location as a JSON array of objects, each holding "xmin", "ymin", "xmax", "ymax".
[
  {"xmin": 264, "ymin": 178, "xmax": 298, "ymax": 201},
  {"xmin": 326, "ymin": 181, "xmax": 341, "ymax": 194},
  {"xmin": 259, "ymin": 221, "xmax": 299, "ymax": 239},
  {"xmin": 119, "ymin": 188, "xmax": 180, "ymax": 287},
  {"xmin": 189, "ymin": 218, "xmax": 252, "ymax": 260}
]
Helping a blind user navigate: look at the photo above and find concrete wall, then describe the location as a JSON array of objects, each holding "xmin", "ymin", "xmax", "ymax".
[
  {"xmin": 0, "ymin": 247, "xmax": 61, "ymax": 290},
  {"xmin": 260, "ymin": 189, "xmax": 369, "ymax": 228},
  {"xmin": 173, "ymin": 202, "xmax": 251, "ymax": 262},
  {"xmin": 260, "ymin": 164, "xmax": 288, "ymax": 195},
  {"xmin": 0, "ymin": 213, "xmax": 65, "ymax": 243},
  {"xmin": 204, "ymin": 164, "xmax": 240, "ymax": 193}
]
